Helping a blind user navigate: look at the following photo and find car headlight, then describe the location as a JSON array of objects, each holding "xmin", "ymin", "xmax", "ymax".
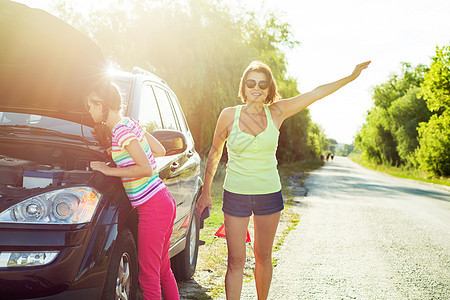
[{"xmin": 0, "ymin": 187, "xmax": 102, "ymax": 224}]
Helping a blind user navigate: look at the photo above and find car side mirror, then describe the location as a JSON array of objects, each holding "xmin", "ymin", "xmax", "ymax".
[{"xmin": 151, "ymin": 129, "xmax": 188, "ymax": 156}]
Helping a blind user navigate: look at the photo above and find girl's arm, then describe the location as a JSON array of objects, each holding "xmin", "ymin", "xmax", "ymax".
[
  {"xmin": 144, "ymin": 131, "xmax": 166, "ymax": 157},
  {"xmin": 273, "ymin": 61, "xmax": 371, "ymax": 122},
  {"xmin": 196, "ymin": 107, "xmax": 233, "ymax": 216},
  {"xmin": 90, "ymin": 139, "xmax": 153, "ymax": 177}
]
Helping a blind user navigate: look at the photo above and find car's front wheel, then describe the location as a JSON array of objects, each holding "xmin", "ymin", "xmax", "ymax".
[
  {"xmin": 102, "ymin": 228, "xmax": 138, "ymax": 300},
  {"xmin": 171, "ymin": 211, "xmax": 200, "ymax": 281}
]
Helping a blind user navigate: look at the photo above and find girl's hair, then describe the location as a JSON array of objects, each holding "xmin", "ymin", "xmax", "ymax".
[
  {"xmin": 85, "ymin": 80, "xmax": 123, "ymax": 146},
  {"xmin": 238, "ymin": 61, "xmax": 281, "ymax": 104},
  {"xmin": 87, "ymin": 81, "xmax": 123, "ymax": 113}
]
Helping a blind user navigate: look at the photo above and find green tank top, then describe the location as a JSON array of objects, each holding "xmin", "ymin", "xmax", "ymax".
[{"xmin": 223, "ymin": 105, "xmax": 281, "ymax": 194}]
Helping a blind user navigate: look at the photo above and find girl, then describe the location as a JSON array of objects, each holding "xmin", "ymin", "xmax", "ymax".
[
  {"xmin": 86, "ymin": 81, "xmax": 180, "ymax": 300},
  {"xmin": 197, "ymin": 60, "xmax": 370, "ymax": 299}
]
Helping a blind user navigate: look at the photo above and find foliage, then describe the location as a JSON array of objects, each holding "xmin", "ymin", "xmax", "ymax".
[
  {"xmin": 277, "ymin": 111, "xmax": 312, "ymax": 163},
  {"xmin": 326, "ymin": 138, "xmax": 337, "ymax": 153},
  {"xmin": 415, "ymin": 112, "xmax": 450, "ymax": 176},
  {"xmin": 356, "ymin": 45, "xmax": 449, "ymax": 177},
  {"xmin": 51, "ymin": 0, "xmax": 327, "ymax": 161},
  {"xmin": 356, "ymin": 107, "xmax": 400, "ymax": 165},
  {"xmin": 415, "ymin": 46, "xmax": 450, "ymax": 175},
  {"xmin": 350, "ymin": 153, "xmax": 450, "ymax": 186},
  {"xmin": 420, "ymin": 46, "xmax": 450, "ymax": 114},
  {"xmin": 355, "ymin": 63, "xmax": 430, "ymax": 166},
  {"xmin": 336, "ymin": 143, "xmax": 354, "ymax": 157},
  {"xmin": 277, "ymin": 111, "xmax": 327, "ymax": 163},
  {"xmin": 388, "ymin": 86, "xmax": 431, "ymax": 163}
]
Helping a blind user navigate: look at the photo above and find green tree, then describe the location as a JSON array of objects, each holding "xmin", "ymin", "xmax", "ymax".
[
  {"xmin": 356, "ymin": 107, "xmax": 399, "ymax": 165},
  {"xmin": 336, "ymin": 144, "xmax": 354, "ymax": 157},
  {"xmin": 389, "ymin": 85, "xmax": 431, "ymax": 165},
  {"xmin": 415, "ymin": 45, "xmax": 450, "ymax": 175},
  {"xmin": 326, "ymin": 138, "xmax": 337, "ymax": 154},
  {"xmin": 420, "ymin": 46, "xmax": 450, "ymax": 114},
  {"xmin": 278, "ymin": 111, "xmax": 311, "ymax": 163},
  {"xmin": 415, "ymin": 112, "xmax": 450, "ymax": 176},
  {"xmin": 52, "ymin": 0, "xmax": 326, "ymax": 162},
  {"xmin": 356, "ymin": 63, "xmax": 430, "ymax": 166}
]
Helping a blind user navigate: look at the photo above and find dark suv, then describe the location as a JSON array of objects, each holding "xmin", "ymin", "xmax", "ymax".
[{"xmin": 0, "ymin": 2, "xmax": 202, "ymax": 299}]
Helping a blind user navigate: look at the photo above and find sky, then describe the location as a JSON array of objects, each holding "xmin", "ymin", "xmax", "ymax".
[
  {"xmin": 15, "ymin": 0, "xmax": 450, "ymax": 144},
  {"xmin": 241, "ymin": 0, "xmax": 450, "ymax": 144}
]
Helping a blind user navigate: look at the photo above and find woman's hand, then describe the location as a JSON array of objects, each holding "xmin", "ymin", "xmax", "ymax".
[
  {"xmin": 196, "ymin": 192, "xmax": 213, "ymax": 218},
  {"xmin": 90, "ymin": 161, "xmax": 111, "ymax": 175},
  {"xmin": 350, "ymin": 61, "xmax": 371, "ymax": 80}
]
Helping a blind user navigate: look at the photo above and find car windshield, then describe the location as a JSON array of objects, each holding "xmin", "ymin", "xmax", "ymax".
[{"xmin": 0, "ymin": 112, "xmax": 97, "ymax": 143}]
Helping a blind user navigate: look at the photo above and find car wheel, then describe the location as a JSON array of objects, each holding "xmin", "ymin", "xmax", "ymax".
[
  {"xmin": 171, "ymin": 211, "xmax": 199, "ymax": 281},
  {"xmin": 102, "ymin": 228, "xmax": 138, "ymax": 300}
]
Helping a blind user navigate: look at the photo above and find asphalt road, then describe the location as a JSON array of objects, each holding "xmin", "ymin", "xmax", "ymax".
[{"xmin": 241, "ymin": 156, "xmax": 450, "ymax": 299}]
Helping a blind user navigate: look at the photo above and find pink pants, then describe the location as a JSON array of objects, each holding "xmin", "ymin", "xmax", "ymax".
[{"xmin": 136, "ymin": 187, "xmax": 180, "ymax": 300}]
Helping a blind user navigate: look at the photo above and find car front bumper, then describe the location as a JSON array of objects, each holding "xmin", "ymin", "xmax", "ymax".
[{"xmin": 0, "ymin": 223, "xmax": 116, "ymax": 299}]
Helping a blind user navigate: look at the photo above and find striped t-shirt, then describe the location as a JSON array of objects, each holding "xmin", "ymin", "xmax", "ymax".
[{"xmin": 111, "ymin": 117, "xmax": 164, "ymax": 207}]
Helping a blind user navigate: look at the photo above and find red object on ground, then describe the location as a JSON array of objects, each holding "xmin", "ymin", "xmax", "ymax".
[{"xmin": 214, "ymin": 224, "xmax": 251, "ymax": 243}]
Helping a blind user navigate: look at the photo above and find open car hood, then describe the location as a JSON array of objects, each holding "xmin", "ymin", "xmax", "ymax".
[{"xmin": 0, "ymin": 1, "xmax": 107, "ymax": 126}]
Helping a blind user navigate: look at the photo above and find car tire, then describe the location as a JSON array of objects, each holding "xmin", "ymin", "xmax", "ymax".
[
  {"xmin": 171, "ymin": 211, "xmax": 200, "ymax": 281},
  {"xmin": 102, "ymin": 228, "xmax": 138, "ymax": 300}
]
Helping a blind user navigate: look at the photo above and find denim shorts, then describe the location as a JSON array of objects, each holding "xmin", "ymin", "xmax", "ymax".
[{"xmin": 222, "ymin": 189, "xmax": 284, "ymax": 217}]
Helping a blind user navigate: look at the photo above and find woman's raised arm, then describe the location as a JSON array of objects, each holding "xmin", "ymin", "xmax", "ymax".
[{"xmin": 273, "ymin": 61, "xmax": 371, "ymax": 122}]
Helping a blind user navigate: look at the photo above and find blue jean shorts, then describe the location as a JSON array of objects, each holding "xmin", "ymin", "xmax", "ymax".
[{"xmin": 222, "ymin": 189, "xmax": 284, "ymax": 217}]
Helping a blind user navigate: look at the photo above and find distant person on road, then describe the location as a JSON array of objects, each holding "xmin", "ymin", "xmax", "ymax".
[
  {"xmin": 197, "ymin": 60, "xmax": 370, "ymax": 299},
  {"xmin": 86, "ymin": 81, "xmax": 180, "ymax": 300}
]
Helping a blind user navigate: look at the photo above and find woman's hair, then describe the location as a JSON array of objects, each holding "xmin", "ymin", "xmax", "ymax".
[{"xmin": 238, "ymin": 61, "xmax": 281, "ymax": 104}]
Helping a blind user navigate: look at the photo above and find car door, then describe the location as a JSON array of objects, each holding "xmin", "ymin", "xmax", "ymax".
[
  {"xmin": 148, "ymin": 85, "xmax": 187, "ymax": 241},
  {"xmin": 167, "ymin": 90, "xmax": 201, "ymax": 217},
  {"xmin": 133, "ymin": 82, "xmax": 180, "ymax": 214}
]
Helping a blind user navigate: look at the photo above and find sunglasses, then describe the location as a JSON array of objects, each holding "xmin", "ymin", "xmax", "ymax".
[{"xmin": 245, "ymin": 79, "xmax": 269, "ymax": 90}]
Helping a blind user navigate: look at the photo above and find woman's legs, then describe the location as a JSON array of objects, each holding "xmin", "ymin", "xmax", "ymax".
[
  {"xmin": 224, "ymin": 213, "xmax": 250, "ymax": 300},
  {"xmin": 253, "ymin": 212, "xmax": 281, "ymax": 300}
]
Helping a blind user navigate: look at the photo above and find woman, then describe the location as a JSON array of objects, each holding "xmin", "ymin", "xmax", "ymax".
[
  {"xmin": 86, "ymin": 81, "xmax": 180, "ymax": 300},
  {"xmin": 196, "ymin": 60, "xmax": 370, "ymax": 299}
]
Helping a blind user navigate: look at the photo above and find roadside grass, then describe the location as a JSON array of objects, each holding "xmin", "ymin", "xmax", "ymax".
[
  {"xmin": 278, "ymin": 159, "xmax": 324, "ymax": 178},
  {"xmin": 350, "ymin": 154, "xmax": 450, "ymax": 187},
  {"xmin": 193, "ymin": 158, "xmax": 322, "ymax": 298}
]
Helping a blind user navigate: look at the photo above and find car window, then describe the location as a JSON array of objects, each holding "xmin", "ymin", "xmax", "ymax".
[
  {"xmin": 168, "ymin": 91, "xmax": 188, "ymax": 133},
  {"xmin": 138, "ymin": 85, "xmax": 163, "ymax": 132},
  {"xmin": 152, "ymin": 86, "xmax": 178, "ymax": 131}
]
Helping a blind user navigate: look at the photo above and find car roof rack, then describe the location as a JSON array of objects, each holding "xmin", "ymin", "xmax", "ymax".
[{"xmin": 131, "ymin": 67, "xmax": 166, "ymax": 84}]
